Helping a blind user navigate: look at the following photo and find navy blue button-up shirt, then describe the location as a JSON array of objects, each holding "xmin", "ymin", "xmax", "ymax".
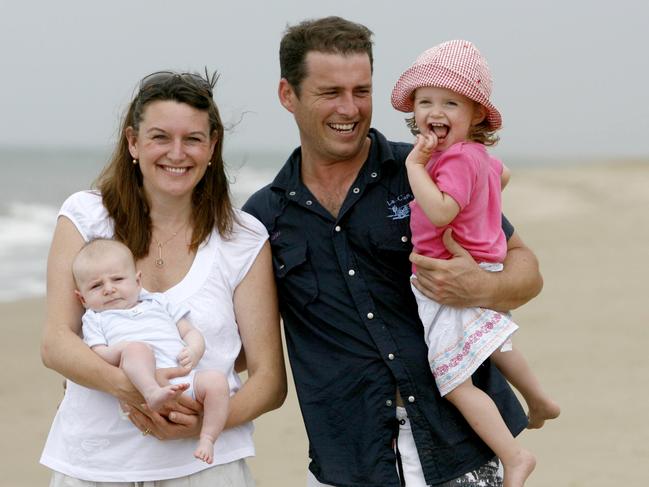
[{"xmin": 243, "ymin": 129, "xmax": 527, "ymax": 487}]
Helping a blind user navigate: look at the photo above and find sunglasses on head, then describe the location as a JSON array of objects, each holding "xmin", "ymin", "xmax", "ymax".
[{"xmin": 139, "ymin": 70, "xmax": 216, "ymax": 97}]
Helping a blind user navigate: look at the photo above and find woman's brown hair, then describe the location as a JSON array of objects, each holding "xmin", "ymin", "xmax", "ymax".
[{"xmin": 95, "ymin": 71, "xmax": 235, "ymax": 259}]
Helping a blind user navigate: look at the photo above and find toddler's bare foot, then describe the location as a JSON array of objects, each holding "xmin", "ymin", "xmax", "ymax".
[
  {"xmin": 527, "ymin": 397, "xmax": 561, "ymax": 429},
  {"xmin": 145, "ymin": 383, "xmax": 189, "ymax": 412},
  {"xmin": 503, "ymin": 449, "xmax": 536, "ymax": 487},
  {"xmin": 194, "ymin": 437, "xmax": 215, "ymax": 464}
]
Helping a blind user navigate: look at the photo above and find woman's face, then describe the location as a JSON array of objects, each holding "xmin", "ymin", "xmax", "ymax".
[{"xmin": 126, "ymin": 100, "xmax": 216, "ymax": 201}]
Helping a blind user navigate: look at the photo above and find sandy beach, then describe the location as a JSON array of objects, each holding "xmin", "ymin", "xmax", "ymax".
[{"xmin": 4, "ymin": 161, "xmax": 648, "ymax": 487}]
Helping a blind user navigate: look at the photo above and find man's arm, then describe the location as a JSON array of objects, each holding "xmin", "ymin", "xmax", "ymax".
[
  {"xmin": 410, "ymin": 228, "xmax": 542, "ymax": 312},
  {"xmin": 501, "ymin": 164, "xmax": 511, "ymax": 190}
]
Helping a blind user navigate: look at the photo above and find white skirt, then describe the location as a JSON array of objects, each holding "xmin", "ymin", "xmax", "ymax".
[{"xmin": 411, "ymin": 263, "xmax": 518, "ymax": 396}]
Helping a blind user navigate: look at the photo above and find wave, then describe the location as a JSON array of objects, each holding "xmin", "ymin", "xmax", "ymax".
[
  {"xmin": 0, "ymin": 202, "xmax": 58, "ymax": 302},
  {"xmin": 0, "ymin": 164, "xmax": 278, "ymax": 302}
]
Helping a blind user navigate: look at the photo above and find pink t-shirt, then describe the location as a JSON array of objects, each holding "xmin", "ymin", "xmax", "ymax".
[{"xmin": 409, "ymin": 141, "xmax": 506, "ymax": 264}]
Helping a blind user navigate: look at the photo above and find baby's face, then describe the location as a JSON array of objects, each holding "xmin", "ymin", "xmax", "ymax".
[
  {"xmin": 76, "ymin": 252, "xmax": 141, "ymax": 312},
  {"xmin": 412, "ymin": 86, "xmax": 485, "ymax": 151}
]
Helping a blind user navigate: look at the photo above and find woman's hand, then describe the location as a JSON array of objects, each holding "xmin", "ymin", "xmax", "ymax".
[{"xmin": 126, "ymin": 392, "xmax": 203, "ymax": 440}]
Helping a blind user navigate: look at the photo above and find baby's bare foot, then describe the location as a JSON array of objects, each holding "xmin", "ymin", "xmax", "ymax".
[
  {"xmin": 194, "ymin": 437, "xmax": 215, "ymax": 464},
  {"xmin": 527, "ymin": 397, "xmax": 561, "ymax": 429},
  {"xmin": 146, "ymin": 383, "xmax": 188, "ymax": 411},
  {"xmin": 503, "ymin": 449, "xmax": 536, "ymax": 487}
]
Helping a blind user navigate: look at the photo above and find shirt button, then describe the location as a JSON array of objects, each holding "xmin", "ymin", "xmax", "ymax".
[
  {"xmin": 334, "ymin": 226, "xmax": 341, "ymax": 232},
  {"xmin": 401, "ymin": 236, "xmax": 408, "ymax": 242},
  {"xmin": 385, "ymin": 399, "xmax": 393, "ymax": 407},
  {"xmin": 408, "ymin": 396, "xmax": 415, "ymax": 403},
  {"xmin": 388, "ymin": 353, "xmax": 395, "ymax": 360},
  {"xmin": 367, "ymin": 312, "xmax": 374, "ymax": 320},
  {"xmin": 371, "ymin": 172, "xmax": 378, "ymax": 178},
  {"xmin": 306, "ymin": 200, "xmax": 313, "ymax": 205},
  {"xmin": 352, "ymin": 187, "xmax": 360, "ymax": 194},
  {"xmin": 348, "ymin": 269, "xmax": 355, "ymax": 276},
  {"xmin": 289, "ymin": 191, "xmax": 296, "ymax": 196}
]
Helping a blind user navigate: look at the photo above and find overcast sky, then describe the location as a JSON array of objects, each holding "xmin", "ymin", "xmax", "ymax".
[{"xmin": 1, "ymin": 0, "xmax": 647, "ymax": 160}]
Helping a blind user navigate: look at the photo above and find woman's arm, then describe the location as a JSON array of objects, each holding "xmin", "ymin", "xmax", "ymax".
[
  {"xmin": 410, "ymin": 228, "xmax": 543, "ymax": 311},
  {"xmin": 40, "ymin": 216, "xmax": 141, "ymax": 404},
  {"xmin": 225, "ymin": 241, "xmax": 287, "ymax": 428}
]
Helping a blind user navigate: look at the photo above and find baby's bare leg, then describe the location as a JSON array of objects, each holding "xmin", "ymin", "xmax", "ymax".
[
  {"xmin": 120, "ymin": 342, "xmax": 187, "ymax": 411},
  {"xmin": 192, "ymin": 370, "xmax": 230, "ymax": 464},
  {"xmin": 446, "ymin": 380, "xmax": 536, "ymax": 487},
  {"xmin": 492, "ymin": 347, "xmax": 560, "ymax": 429}
]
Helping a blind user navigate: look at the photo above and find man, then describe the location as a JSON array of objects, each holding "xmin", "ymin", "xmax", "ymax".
[{"xmin": 243, "ymin": 16, "xmax": 542, "ymax": 487}]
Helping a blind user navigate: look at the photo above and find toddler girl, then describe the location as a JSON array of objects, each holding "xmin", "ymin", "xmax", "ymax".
[{"xmin": 391, "ymin": 40, "xmax": 560, "ymax": 487}]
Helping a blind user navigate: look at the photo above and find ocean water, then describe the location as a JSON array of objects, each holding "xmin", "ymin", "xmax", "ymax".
[
  {"xmin": 0, "ymin": 147, "xmax": 284, "ymax": 302},
  {"xmin": 4, "ymin": 146, "xmax": 637, "ymax": 302}
]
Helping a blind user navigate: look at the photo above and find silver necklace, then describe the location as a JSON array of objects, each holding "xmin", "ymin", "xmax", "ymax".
[{"xmin": 153, "ymin": 224, "xmax": 186, "ymax": 268}]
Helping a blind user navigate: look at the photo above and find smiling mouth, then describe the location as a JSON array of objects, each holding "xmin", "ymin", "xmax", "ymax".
[
  {"xmin": 328, "ymin": 122, "xmax": 356, "ymax": 134},
  {"xmin": 161, "ymin": 165, "xmax": 190, "ymax": 174},
  {"xmin": 430, "ymin": 123, "xmax": 449, "ymax": 139}
]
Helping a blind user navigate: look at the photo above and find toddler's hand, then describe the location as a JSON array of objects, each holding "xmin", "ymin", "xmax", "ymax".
[
  {"xmin": 406, "ymin": 133, "xmax": 438, "ymax": 168},
  {"xmin": 177, "ymin": 347, "xmax": 196, "ymax": 370}
]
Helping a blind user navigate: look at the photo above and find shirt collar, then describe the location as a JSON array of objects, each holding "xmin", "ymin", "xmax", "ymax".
[{"xmin": 270, "ymin": 128, "xmax": 399, "ymax": 193}]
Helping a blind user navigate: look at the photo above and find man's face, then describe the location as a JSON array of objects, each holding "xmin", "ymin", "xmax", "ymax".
[{"xmin": 279, "ymin": 51, "xmax": 372, "ymax": 165}]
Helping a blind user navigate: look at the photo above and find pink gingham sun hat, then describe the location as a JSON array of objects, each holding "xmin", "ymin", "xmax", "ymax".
[{"xmin": 391, "ymin": 40, "xmax": 502, "ymax": 130}]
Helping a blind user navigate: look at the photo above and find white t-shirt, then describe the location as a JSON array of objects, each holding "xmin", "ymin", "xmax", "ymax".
[
  {"xmin": 40, "ymin": 190, "xmax": 268, "ymax": 482},
  {"xmin": 82, "ymin": 292, "xmax": 190, "ymax": 370}
]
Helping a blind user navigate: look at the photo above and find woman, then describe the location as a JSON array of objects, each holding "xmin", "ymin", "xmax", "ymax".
[{"xmin": 40, "ymin": 71, "xmax": 287, "ymax": 485}]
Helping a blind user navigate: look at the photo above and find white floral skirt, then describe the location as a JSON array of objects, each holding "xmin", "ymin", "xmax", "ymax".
[{"xmin": 411, "ymin": 264, "xmax": 518, "ymax": 396}]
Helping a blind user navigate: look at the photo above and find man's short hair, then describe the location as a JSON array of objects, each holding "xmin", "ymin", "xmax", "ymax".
[{"xmin": 279, "ymin": 16, "xmax": 374, "ymax": 96}]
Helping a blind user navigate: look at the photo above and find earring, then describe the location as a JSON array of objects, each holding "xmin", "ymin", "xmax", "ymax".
[
  {"xmin": 208, "ymin": 161, "xmax": 212, "ymax": 166},
  {"xmin": 132, "ymin": 159, "xmax": 138, "ymax": 165}
]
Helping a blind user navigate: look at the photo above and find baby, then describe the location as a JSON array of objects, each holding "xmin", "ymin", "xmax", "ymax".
[{"xmin": 72, "ymin": 238, "xmax": 229, "ymax": 464}]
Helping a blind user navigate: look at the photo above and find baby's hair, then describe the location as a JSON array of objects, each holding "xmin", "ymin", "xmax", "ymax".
[
  {"xmin": 404, "ymin": 111, "xmax": 500, "ymax": 146},
  {"xmin": 72, "ymin": 238, "xmax": 136, "ymax": 288}
]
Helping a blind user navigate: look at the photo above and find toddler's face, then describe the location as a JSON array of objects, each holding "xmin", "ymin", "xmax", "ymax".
[
  {"xmin": 412, "ymin": 86, "xmax": 485, "ymax": 151},
  {"xmin": 76, "ymin": 252, "xmax": 141, "ymax": 312}
]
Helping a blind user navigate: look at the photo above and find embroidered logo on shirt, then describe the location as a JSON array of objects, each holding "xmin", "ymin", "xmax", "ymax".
[{"xmin": 386, "ymin": 193, "xmax": 412, "ymax": 220}]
